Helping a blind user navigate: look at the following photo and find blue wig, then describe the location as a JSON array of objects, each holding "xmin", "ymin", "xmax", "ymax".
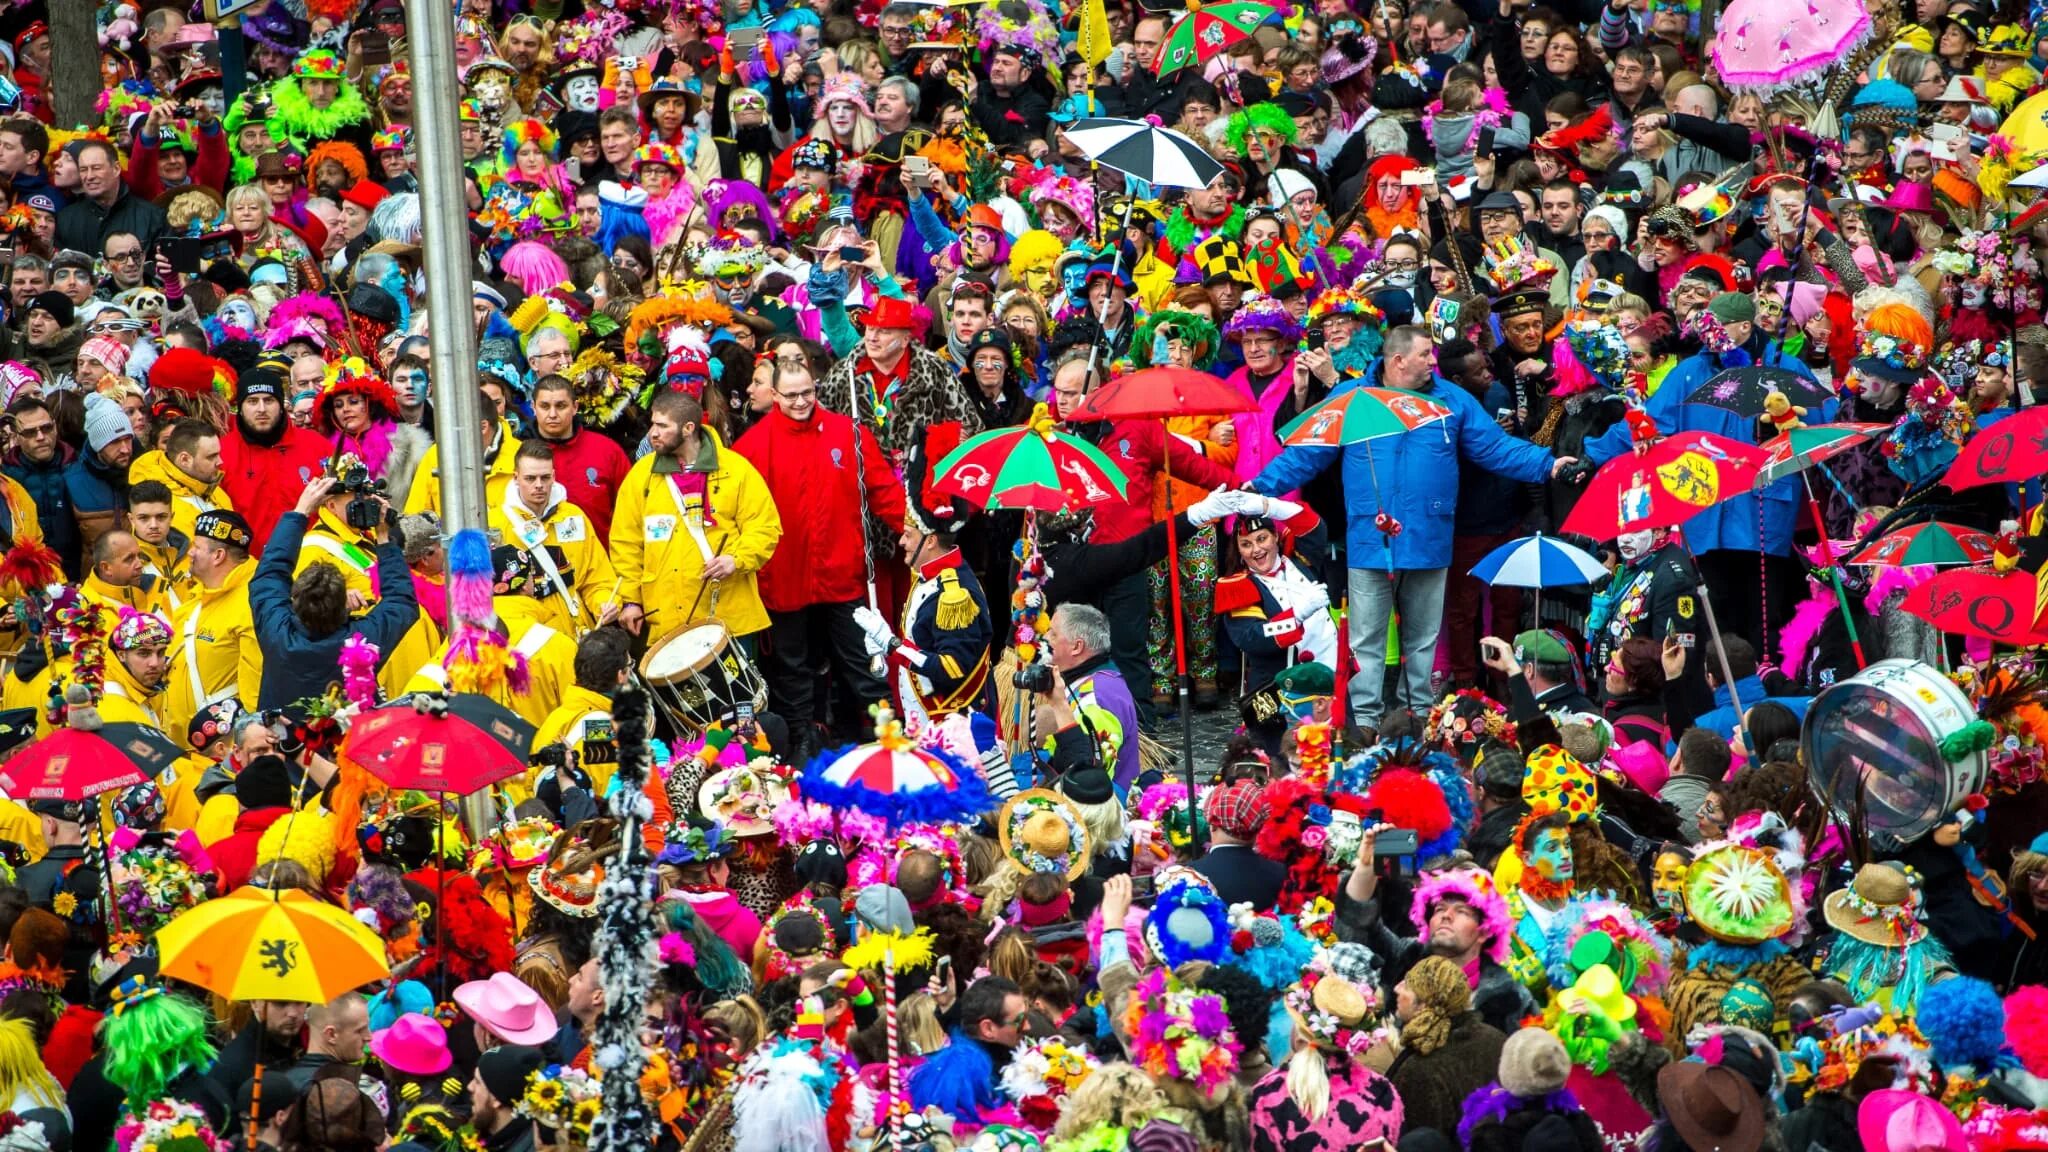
[
  {"xmin": 908, "ymin": 1030, "xmax": 1001, "ymax": 1120},
  {"xmin": 1916, "ymin": 975, "xmax": 2012, "ymax": 1072},
  {"xmin": 768, "ymin": 7, "xmax": 821, "ymax": 33},
  {"xmin": 595, "ymin": 197, "xmax": 651, "ymax": 258}
]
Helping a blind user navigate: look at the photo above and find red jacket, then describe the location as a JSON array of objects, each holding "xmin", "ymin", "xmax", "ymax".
[
  {"xmin": 222, "ymin": 424, "xmax": 333, "ymax": 551},
  {"xmin": 210, "ymin": 807, "xmax": 290, "ymax": 892},
  {"xmin": 733, "ymin": 407, "xmax": 905, "ymax": 612},
  {"xmin": 1078, "ymin": 419, "xmax": 1236, "ymax": 544},
  {"xmin": 537, "ymin": 428, "xmax": 632, "ymax": 546}
]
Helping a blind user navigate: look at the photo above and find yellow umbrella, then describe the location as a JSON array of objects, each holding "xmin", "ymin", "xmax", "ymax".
[
  {"xmin": 156, "ymin": 886, "xmax": 389, "ymax": 1003},
  {"xmin": 1998, "ymin": 88, "xmax": 2048, "ymax": 157}
]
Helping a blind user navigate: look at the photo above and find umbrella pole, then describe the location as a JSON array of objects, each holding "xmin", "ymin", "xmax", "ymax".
[
  {"xmin": 1083, "ymin": 198, "xmax": 1140, "ymax": 385},
  {"xmin": 848, "ymin": 340, "xmax": 884, "ymax": 682},
  {"xmin": 1801, "ymin": 473, "xmax": 1866, "ymax": 670},
  {"xmin": 1160, "ymin": 419, "xmax": 1197, "ymax": 824},
  {"xmin": 436, "ymin": 796, "xmax": 447, "ymax": 1004},
  {"xmin": 92, "ymin": 806, "xmax": 121, "ymax": 939},
  {"xmin": 1694, "ymin": 582, "xmax": 1753, "ymax": 755}
]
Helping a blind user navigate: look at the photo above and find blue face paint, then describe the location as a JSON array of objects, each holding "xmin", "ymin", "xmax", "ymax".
[{"xmin": 1062, "ymin": 263, "xmax": 1088, "ymax": 297}]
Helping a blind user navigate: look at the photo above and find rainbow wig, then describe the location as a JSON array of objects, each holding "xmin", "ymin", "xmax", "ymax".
[
  {"xmin": 98, "ymin": 989, "xmax": 218, "ymax": 1111},
  {"xmin": 500, "ymin": 241, "xmax": 571, "ymax": 298},
  {"xmin": 500, "ymin": 118, "xmax": 558, "ymax": 169}
]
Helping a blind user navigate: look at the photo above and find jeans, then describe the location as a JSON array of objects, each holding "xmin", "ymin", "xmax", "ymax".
[
  {"xmin": 762, "ymin": 601, "xmax": 887, "ymax": 740},
  {"xmin": 1347, "ymin": 566, "xmax": 1447, "ymax": 728}
]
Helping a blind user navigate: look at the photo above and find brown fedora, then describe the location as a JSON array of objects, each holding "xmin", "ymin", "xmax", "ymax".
[{"xmin": 1658, "ymin": 1062, "xmax": 1764, "ymax": 1152}]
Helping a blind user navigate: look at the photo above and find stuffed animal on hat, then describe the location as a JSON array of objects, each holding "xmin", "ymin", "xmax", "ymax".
[{"xmin": 1763, "ymin": 390, "xmax": 1806, "ymax": 433}]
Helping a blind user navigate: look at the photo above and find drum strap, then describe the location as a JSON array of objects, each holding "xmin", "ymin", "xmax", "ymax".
[
  {"xmin": 502, "ymin": 498, "xmax": 584, "ymax": 623},
  {"xmin": 514, "ymin": 623, "xmax": 559, "ymax": 661}
]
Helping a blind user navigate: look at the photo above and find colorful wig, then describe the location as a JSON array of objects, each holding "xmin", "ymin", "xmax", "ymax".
[
  {"xmin": 0, "ymin": 1017, "xmax": 60, "ymax": 1112},
  {"xmin": 500, "ymin": 241, "xmax": 571, "ymax": 298},
  {"xmin": 97, "ymin": 990, "xmax": 218, "ymax": 1111},
  {"xmin": 1409, "ymin": 868, "xmax": 1513, "ymax": 964},
  {"xmin": 1225, "ymin": 103, "xmax": 1299, "ymax": 156},
  {"xmin": 307, "ymin": 140, "xmax": 369, "ymax": 186}
]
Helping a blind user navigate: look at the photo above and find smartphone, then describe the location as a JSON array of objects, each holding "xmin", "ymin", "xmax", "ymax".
[
  {"xmin": 729, "ymin": 26, "xmax": 763, "ymax": 54},
  {"xmin": 1305, "ymin": 328, "xmax": 1327, "ymax": 352},
  {"xmin": 563, "ymin": 156, "xmax": 581, "ymax": 182},
  {"xmin": 359, "ymin": 29, "xmax": 392, "ymax": 66},
  {"xmin": 1400, "ymin": 168, "xmax": 1436, "ymax": 187},
  {"xmin": 903, "ymin": 155, "xmax": 934, "ymax": 189},
  {"xmin": 530, "ymin": 87, "xmax": 564, "ymax": 119},
  {"xmin": 158, "ymin": 236, "xmax": 205, "ymax": 275},
  {"xmin": 1374, "ymin": 828, "xmax": 1420, "ymax": 855},
  {"xmin": 1476, "ymin": 126, "xmax": 1496, "ymax": 158},
  {"xmin": 838, "ymin": 245, "xmax": 865, "ymax": 261}
]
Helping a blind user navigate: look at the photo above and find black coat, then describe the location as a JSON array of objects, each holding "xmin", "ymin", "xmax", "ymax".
[
  {"xmin": 1187, "ymin": 844, "xmax": 1288, "ymax": 913},
  {"xmin": 2, "ymin": 445, "xmax": 75, "ymax": 573},
  {"xmin": 55, "ymin": 185, "xmax": 169, "ymax": 255},
  {"xmin": 249, "ymin": 512, "xmax": 419, "ymax": 710}
]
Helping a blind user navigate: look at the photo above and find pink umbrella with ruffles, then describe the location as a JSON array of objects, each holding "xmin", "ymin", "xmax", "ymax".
[{"xmin": 1709, "ymin": 0, "xmax": 1872, "ymax": 92}]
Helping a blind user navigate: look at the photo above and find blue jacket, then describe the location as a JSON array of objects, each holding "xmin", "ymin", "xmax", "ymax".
[
  {"xmin": 1251, "ymin": 362, "xmax": 1555, "ymax": 571},
  {"xmin": 249, "ymin": 512, "xmax": 419, "ymax": 710},
  {"xmin": 1583, "ymin": 347, "xmax": 1830, "ymax": 556},
  {"xmin": 1690, "ymin": 675, "xmax": 1811, "ymax": 746}
]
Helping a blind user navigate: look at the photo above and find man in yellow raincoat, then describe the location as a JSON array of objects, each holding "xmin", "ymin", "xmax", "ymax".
[
  {"xmin": 164, "ymin": 510, "xmax": 261, "ymax": 738},
  {"xmin": 403, "ymin": 399, "xmax": 522, "ymax": 518},
  {"xmin": 487, "ymin": 441, "xmax": 619, "ymax": 638}
]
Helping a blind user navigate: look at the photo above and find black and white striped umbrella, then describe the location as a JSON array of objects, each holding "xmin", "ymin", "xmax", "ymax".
[{"xmin": 1063, "ymin": 117, "xmax": 1224, "ymax": 190}]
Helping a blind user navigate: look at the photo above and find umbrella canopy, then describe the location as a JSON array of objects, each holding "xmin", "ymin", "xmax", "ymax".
[
  {"xmin": 1067, "ymin": 366, "xmax": 1255, "ymax": 421},
  {"xmin": 932, "ymin": 404, "xmax": 1129, "ymax": 512},
  {"xmin": 1559, "ymin": 431, "xmax": 1772, "ymax": 540},
  {"xmin": 1756, "ymin": 422, "xmax": 1889, "ymax": 484},
  {"xmin": 1847, "ymin": 522, "xmax": 1995, "ymax": 568},
  {"xmin": 1156, "ymin": 2, "xmax": 1276, "ymax": 76},
  {"xmin": 1901, "ymin": 568, "xmax": 2048, "ymax": 643},
  {"xmin": 1062, "ymin": 118, "xmax": 1226, "ymax": 190},
  {"xmin": 799, "ymin": 725, "xmax": 996, "ymax": 827},
  {"xmin": 0, "ymin": 725, "xmax": 180, "ymax": 801},
  {"xmin": 1941, "ymin": 407, "xmax": 2048, "ymax": 491},
  {"xmin": 2013, "ymin": 160, "xmax": 2048, "ymax": 190},
  {"xmin": 2001, "ymin": 90, "xmax": 2048, "ymax": 160},
  {"xmin": 1468, "ymin": 534, "xmax": 1609, "ymax": 589},
  {"xmin": 1278, "ymin": 387, "xmax": 1454, "ymax": 447},
  {"xmin": 1684, "ymin": 365, "xmax": 1836, "ymax": 420},
  {"xmin": 1709, "ymin": 0, "xmax": 1872, "ymax": 91},
  {"xmin": 157, "ymin": 886, "xmax": 391, "ymax": 1003},
  {"xmin": 343, "ymin": 695, "xmax": 537, "ymax": 795}
]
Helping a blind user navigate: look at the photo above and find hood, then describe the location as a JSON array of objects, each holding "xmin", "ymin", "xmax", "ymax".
[{"xmin": 129, "ymin": 448, "xmax": 220, "ymax": 499}]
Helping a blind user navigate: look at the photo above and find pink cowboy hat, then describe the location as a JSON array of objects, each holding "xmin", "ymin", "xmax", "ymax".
[
  {"xmin": 453, "ymin": 972, "xmax": 559, "ymax": 1046},
  {"xmin": 1876, "ymin": 181, "xmax": 1936, "ymax": 215},
  {"xmin": 1858, "ymin": 1090, "xmax": 1967, "ymax": 1152},
  {"xmin": 370, "ymin": 1012, "xmax": 452, "ymax": 1076}
]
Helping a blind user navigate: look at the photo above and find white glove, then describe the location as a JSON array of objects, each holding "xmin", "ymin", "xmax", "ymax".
[
  {"xmin": 1260, "ymin": 497, "xmax": 1305, "ymax": 520},
  {"xmin": 1294, "ymin": 582, "xmax": 1330, "ymax": 615},
  {"xmin": 1186, "ymin": 487, "xmax": 1235, "ymax": 527},
  {"xmin": 853, "ymin": 605, "xmax": 894, "ymax": 655}
]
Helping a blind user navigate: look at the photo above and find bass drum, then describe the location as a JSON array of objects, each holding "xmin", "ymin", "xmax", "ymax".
[{"xmin": 1802, "ymin": 658, "xmax": 1985, "ymax": 845}]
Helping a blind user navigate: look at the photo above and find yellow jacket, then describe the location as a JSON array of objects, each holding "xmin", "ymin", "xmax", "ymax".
[
  {"xmin": 165, "ymin": 557, "xmax": 261, "ymax": 735},
  {"xmin": 82, "ymin": 570, "xmax": 170, "ymax": 633},
  {"xmin": 405, "ymin": 596, "xmax": 577, "ymax": 728},
  {"xmin": 530, "ymin": 684, "xmax": 619, "ymax": 792},
  {"xmin": 295, "ymin": 506, "xmax": 381, "ymax": 603},
  {"xmin": 158, "ymin": 752, "xmax": 214, "ymax": 833},
  {"xmin": 98, "ymin": 651, "xmax": 167, "ymax": 728},
  {"xmin": 488, "ymin": 489, "xmax": 619, "ymax": 636},
  {"xmin": 128, "ymin": 449, "xmax": 234, "ymax": 546},
  {"xmin": 611, "ymin": 429, "xmax": 782, "ymax": 638},
  {"xmin": 195, "ymin": 791, "xmax": 240, "ymax": 848},
  {"xmin": 404, "ymin": 422, "xmax": 522, "ymax": 517},
  {"xmin": 137, "ymin": 537, "xmax": 195, "ymax": 613}
]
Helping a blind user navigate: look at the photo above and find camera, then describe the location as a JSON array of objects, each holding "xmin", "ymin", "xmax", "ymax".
[
  {"xmin": 1012, "ymin": 661, "xmax": 1053, "ymax": 694},
  {"xmin": 337, "ymin": 464, "xmax": 387, "ymax": 532},
  {"xmin": 172, "ymin": 103, "xmax": 198, "ymax": 118}
]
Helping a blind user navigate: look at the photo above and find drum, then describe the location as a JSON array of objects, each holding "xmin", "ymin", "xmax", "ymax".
[
  {"xmin": 640, "ymin": 622, "xmax": 769, "ymax": 733},
  {"xmin": 1802, "ymin": 658, "xmax": 1985, "ymax": 845}
]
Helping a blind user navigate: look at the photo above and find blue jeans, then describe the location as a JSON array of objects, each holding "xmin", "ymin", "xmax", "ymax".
[{"xmin": 1347, "ymin": 566, "xmax": 1447, "ymax": 728}]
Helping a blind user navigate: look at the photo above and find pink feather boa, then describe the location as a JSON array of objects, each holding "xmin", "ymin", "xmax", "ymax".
[
  {"xmin": 1410, "ymin": 869, "xmax": 1513, "ymax": 964},
  {"xmin": 1776, "ymin": 583, "xmax": 1834, "ymax": 682},
  {"xmin": 644, "ymin": 183, "xmax": 700, "ymax": 249},
  {"xmin": 1865, "ymin": 564, "xmax": 1932, "ymax": 617},
  {"xmin": 332, "ymin": 421, "xmax": 398, "ymax": 483}
]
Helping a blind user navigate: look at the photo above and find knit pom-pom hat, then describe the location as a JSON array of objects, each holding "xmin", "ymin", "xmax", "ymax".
[{"xmin": 1499, "ymin": 1027, "xmax": 1572, "ymax": 1098}]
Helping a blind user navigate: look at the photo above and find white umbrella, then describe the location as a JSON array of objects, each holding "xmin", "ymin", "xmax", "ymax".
[{"xmin": 1061, "ymin": 117, "xmax": 1224, "ymax": 190}]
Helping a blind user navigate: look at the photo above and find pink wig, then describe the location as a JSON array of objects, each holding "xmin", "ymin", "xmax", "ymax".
[
  {"xmin": 264, "ymin": 293, "xmax": 343, "ymax": 349},
  {"xmin": 1409, "ymin": 867, "xmax": 1514, "ymax": 964},
  {"xmin": 2005, "ymin": 986, "xmax": 2048, "ymax": 1078},
  {"xmin": 501, "ymin": 241, "xmax": 571, "ymax": 297}
]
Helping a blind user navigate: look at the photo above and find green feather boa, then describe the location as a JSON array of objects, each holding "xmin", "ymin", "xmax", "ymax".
[
  {"xmin": 1133, "ymin": 309, "xmax": 1220, "ymax": 369},
  {"xmin": 1163, "ymin": 204, "xmax": 1244, "ymax": 255},
  {"xmin": 269, "ymin": 77, "xmax": 370, "ymax": 146}
]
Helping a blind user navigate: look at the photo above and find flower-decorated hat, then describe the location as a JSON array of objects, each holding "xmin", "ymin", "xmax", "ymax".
[
  {"xmin": 1682, "ymin": 842, "xmax": 1798, "ymax": 945},
  {"xmin": 999, "ymin": 789, "xmax": 1093, "ymax": 882}
]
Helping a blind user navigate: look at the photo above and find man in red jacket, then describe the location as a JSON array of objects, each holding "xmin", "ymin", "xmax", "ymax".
[
  {"xmin": 220, "ymin": 360, "xmax": 332, "ymax": 551},
  {"xmin": 1052, "ymin": 354, "xmax": 1235, "ymax": 723},
  {"xmin": 529, "ymin": 375, "xmax": 631, "ymax": 546},
  {"xmin": 733, "ymin": 350, "xmax": 906, "ymax": 754}
]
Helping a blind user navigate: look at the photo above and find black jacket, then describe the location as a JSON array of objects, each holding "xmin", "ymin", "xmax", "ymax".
[
  {"xmin": 55, "ymin": 184, "xmax": 169, "ymax": 255},
  {"xmin": 208, "ymin": 1018, "xmax": 307, "ymax": 1100},
  {"xmin": 4, "ymin": 444, "xmax": 77, "ymax": 576},
  {"xmin": 249, "ymin": 511, "xmax": 419, "ymax": 709},
  {"xmin": 1187, "ymin": 843, "xmax": 1288, "ymax": 913}
]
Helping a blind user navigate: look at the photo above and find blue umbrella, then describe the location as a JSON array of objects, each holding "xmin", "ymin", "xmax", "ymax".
[{"xmin": 1467, "ymin": 533, "xmax": 1607, "ymax": 626}]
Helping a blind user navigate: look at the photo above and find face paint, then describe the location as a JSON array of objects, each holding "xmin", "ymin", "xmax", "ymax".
[
  {"xmin": 1617, "ymin": 528, "xmax": 1655, "ymax": 563},
  {"xmin": 565, "ymin": 75, "xmax": 601, "ymax": 112},
  {"xmin": 1531, "ymin": 828, "xmax": 1574, "ymax": 884},
  {"xmin": 1061, "ymin": 262, "xmax": 1088, "ymax": 298},
  {"xmin": 1653, "ymin": 850, "xmax": 1688, "ymax": 913}
]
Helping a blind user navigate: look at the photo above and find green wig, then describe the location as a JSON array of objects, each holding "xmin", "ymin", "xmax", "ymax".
[
  {"xmin": 1225, "ymin": 103, "xmax": 1299, "ymax": 156},
  {"xmin": 1134, "ymin": 309, "xmax": 1221, "ymax": 370},
  {"xmin": 98, "ymin": 989, "xmax": 219, "ymax": 1111}
]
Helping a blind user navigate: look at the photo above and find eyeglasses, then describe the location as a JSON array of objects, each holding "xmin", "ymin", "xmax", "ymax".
[
  {"xmin": 107, "ymin": 249, "xmax": 143, "ymax": 263},
  {"xmin": 776, "ymin": 387, "xmax": 817, "ymax": 401}
]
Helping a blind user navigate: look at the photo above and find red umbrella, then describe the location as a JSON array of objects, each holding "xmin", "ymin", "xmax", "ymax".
[
  {"xmin": 1559, "ymin": 431, "xmax": 1773, "ymax": 540},
  {"xmin": 1900, "ymin": 568, "xmax": 2048, "ymax": 643},
  {"xmin": 1942, "ymin": 407, "xmax": 2048, "ymax": 491},
  {"xmin": 1066, "ymin": 366, "xmax": 1257, "ymax": 422},
  {"xmin": 341, "ymin": 695, "xmax": 537, "ymax": 795},
  {"xmin": 0, "ymin": 728, "xmax": 163, "ymax": 800},
  {"xmin": 1847, "ymin": 522, "xmax": 1996, "ymax": 568}
]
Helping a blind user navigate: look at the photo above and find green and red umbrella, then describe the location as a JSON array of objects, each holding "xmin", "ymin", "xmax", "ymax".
[
  {"xmin": 1156, "ymin": 1, "xmax": 1277, "ymax": 76},
  {"xmin": 1278, "ymin": 386, "xmax": 1454, "ymax": 448},
  {"xmin": 1756, "ymin": 422, "xmax": 1890, "ymax": 484},
  {"xmin": 1848, "ymin": 522, "xmax": 1996, "ymax": 568},
  {"xmin": 932, "ymin": 403, "xmax": 1129, "ymax": 512}
]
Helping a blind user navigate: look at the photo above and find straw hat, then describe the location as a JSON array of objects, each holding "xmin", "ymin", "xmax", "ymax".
[
  {"xmin": 997, "ymin": 789, "xmax": 1092, "ymax": 882},
  {"xmin": 1823, "ymin": 863, "xmax": 1926, "ymax": 946}
]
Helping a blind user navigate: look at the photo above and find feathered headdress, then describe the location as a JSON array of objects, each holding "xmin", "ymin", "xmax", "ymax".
[{"xmin": 1409, "ymin": 868, "xmax": 1513, "ymax": 963}]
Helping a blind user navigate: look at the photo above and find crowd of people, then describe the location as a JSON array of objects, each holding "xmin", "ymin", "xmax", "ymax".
[{"xmin": 0, "ymin": 0, "xmax": 2040, "ymax": 1151}]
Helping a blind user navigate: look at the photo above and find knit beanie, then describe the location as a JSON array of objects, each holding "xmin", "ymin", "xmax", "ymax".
[
  {"xmin": 81, "ymin": 392, "xmax": 133, "ymax": 453},
  {"xmin": 26, "ymin": 290, "xmax": 73, "ymax": 329},
  {"xmin": 476, "ymin": 1044, "xmax": 545, "ymax": 1105},
  {"xmin": 1499, "ymin": 1027, "xmax": 1572, "ymax": 1098},
  {"xmin": 233, "ymin": 753, "xmax": 293, "ymax": 811},
  {"xmin": 80, "ymin": 336, "xmax": 130, "ymax": 376},
  {"xmin": 1399, "ymin": 954, "xmax": 1470, "ymax": 1056}
]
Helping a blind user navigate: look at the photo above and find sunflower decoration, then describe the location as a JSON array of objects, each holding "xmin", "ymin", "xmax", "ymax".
[
  {"xmin": 563, "ymin": 347, "xmax": 645, "ymax": 429},
  {"xmin": 516, "ymin": 1064, "xmax": 601, "ymax": 1143}
]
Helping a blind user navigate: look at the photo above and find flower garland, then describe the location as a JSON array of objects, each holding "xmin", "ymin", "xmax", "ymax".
[
  {"xmin": 1282, "ymin": 967, "xmax": 1385, "ymax": 1055},
  {"xmin": 518, "ymin": 1063, "xmax": 604, "ymax": 1143},
  {"xmin": 588, "ymin": 687, "xmax": 659, "ymax": 1152},
  {"xmin": 1122, "ymin": 968, "xmax": 1241, "ymax": 1098},
  {"xmin": 113, "ymin": 1100, "xmax": 223, "ymax": 1152}
]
